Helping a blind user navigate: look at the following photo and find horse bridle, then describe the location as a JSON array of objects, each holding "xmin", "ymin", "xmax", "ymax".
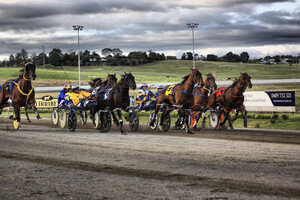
[{"xmin": 24, "ymin": 62, "xmax": 36, "ymax": 80}]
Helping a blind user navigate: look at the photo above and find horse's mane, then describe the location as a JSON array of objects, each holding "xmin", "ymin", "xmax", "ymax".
[
  {"xmin": 228, "ymin": 78, "xmax": 239, "ymax": 88},
  {"xmin": 181, "ymin": 75, "xmax": 189, "ymax": 84},
  {"xmin": 88, "ymin": 78, "xmax": 102, "ymax": 87}
]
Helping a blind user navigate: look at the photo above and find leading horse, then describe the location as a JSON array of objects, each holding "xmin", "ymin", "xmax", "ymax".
[
  {"xmin": 150, "ymin": 68, "xmax": 204, "ymax": 133},
  {"xmin": 0, "ymin": 61, "xmax": 37, "ymax": 129},
  {"xmin": 206, "ymin": 72, "xmax": 252, "ymax": 129}
]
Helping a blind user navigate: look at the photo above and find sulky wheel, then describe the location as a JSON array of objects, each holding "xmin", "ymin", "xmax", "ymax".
[
  {"xmin": 68, "ymin": 109, "xmax": 77, "ymax": 132},
  {"xmin": 129, "ymin": 111, "xmax": 139, "ymax": 131},
  {"xmin": 59, "ymin": 110, "xmax": 67, "ymax": 129},
  {"xmin": 209, "ymin": 111, "xmax": 219, "ymax": 129},
  {"xmin": 51, "ymin": 108, "xmax": 59, "ymax": 126},
  {"xmin": 161, "ymin": 114, "xmax": 171, "ymax": 132},
  {"xmin": 79, "ymin": 110, "xmax": 87, "ymax": 125},
  {"xmin": 149, "ymin": 110, "xmax": 158, "ymax": 130},
  {"xmin": 93, "ymin": 112, "xmax": 100, "ymax": 129}
]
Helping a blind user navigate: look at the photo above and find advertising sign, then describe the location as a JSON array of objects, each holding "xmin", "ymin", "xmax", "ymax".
[
  {"xmin": 35, "ymin": 96, "xmax": 58, "ymax": 108},
  {"xmin": 244, "ymin": 91, "xmax": 295, "ymax": 112}
]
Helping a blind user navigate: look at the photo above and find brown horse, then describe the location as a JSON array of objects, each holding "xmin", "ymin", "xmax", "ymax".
[
  {"xmin": 206, "ymin": 72, "xmax": 252, "ymax": 129},
  {"xmin": 150, "ymin": 68, "xmax": 204, "ymax": 133},
  {"xmin": 0, "ymin": 61, "xmax": 36, "ymax": 129},
  {"xmin": 190, "ymin": 73, "xmax": 217, "ymax": 128}
]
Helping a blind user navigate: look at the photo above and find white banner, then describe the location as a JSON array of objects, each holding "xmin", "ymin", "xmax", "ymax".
[{"xmin": 244, "ymin": 91, "xmax": 295, "ymax": 112}]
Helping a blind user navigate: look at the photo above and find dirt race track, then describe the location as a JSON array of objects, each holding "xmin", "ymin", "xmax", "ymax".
[{"xmin": 0, "ymin": 117, "xmax": 299, "ymax": 200}]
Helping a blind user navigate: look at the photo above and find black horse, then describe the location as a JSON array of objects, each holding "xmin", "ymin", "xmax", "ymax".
[{"xmin": 94, "ymin": 72, "xmax": 136, "ymax": 134}]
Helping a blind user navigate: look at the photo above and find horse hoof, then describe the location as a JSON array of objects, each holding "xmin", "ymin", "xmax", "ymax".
[
  {"xmin": 28, "ymin": 120, "xmax": 31, "ymax": 123},
  {"xmin": 13, "ymin": 120, "xmax": 20, "ymax": 130},
  {"xmin": 193, "ymin": 127, "xmax": 201, "ymax": 131},
  {"xmin": 121, "ymin": 132, "xmax": 127, "ymax": 135},
  {"xmin": 187, "ymin": 130, "xmax": 194, "ymax": 134}
]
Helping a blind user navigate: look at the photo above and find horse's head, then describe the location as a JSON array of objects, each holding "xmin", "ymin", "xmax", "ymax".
[
  {"xmin": 106, "ymin": 73, "xmax": 118, "ymax": 87},
  {"xmin": 190, "ymin": 68, "xmax": 204, "ymax": 87},
  {"xmin": 240, "ymin": 72, "xmax": 252, "ymax": 88},
  {"xmin": 205, "ymin": 73, "xmax": 217, "ymax": 91},
  {"xmin": 22, "ymin": 61, "xmax": 36, "ymax": 80},
  {"xmin": 122, "ymin": 72, "xmax": 136, "ymax": 90},
  {"xmin": 89, "ymin": 78, "xmax": 102, "ymax": 88}
]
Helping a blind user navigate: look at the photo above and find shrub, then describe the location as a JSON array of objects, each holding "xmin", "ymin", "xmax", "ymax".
[
  {"xmin": 282, "ymin": 114, "xmax": 289, "ymax": 120},
  {"xmin": 255, "ymin": 123, "xmax": 260, "ymax": 128},
  {"xmin": 272, "ymin": 114, "xmax": 279, "ymax": 119},
  {"xmin": 270, "ymin": 118, "xmax": 276, "ymax": 124}
]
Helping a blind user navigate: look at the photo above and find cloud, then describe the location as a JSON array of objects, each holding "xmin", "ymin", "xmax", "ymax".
[{"xmin": 0, "ymin": 0, "xmax": 299, "ymax": 59}]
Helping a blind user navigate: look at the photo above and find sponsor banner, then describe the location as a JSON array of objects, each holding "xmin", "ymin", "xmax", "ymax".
[
  {"xmin": 244, "ymin": 91, "xmax": 295, "ymax": 112},
  {"xmin": 35, "ymin": 95, "xmax": 58, "ymax": 108}
]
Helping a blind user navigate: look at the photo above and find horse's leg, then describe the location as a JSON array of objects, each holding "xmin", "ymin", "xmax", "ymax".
[
  {"xmin": 183, "ymin": 109, "xmax": 193, "ymax": 134},
  {"xmin": 174, "ymin": 110, "xmax": 183, "ymax": 129},
  {"xmin": 149, "ymin": 103, "xmax": 161, "ymax": 126},
  {"xmin": 25, "ymin": 106, "xmax": 31, "ymax": 122},
  {"xmin": 34, "ymin": 105, "xmax": 41, "ymax": 120},
  {"xmin": 219, "ymin": 108, "xmax": 230, "ymax": 128},
  {"xmin": 111, "ymin": 111, "xmax": 119, "ymax": 126},
  {"xmin": 242, "ymin": 109, "xmax": 248, "ymax": 128},
  {"xmin": 228, "ymin": 112, "xmax": 234, "ymax": 129},
  {"xmin": 116, "ymin": 109, "xmax": 126, "ymax": 134}
]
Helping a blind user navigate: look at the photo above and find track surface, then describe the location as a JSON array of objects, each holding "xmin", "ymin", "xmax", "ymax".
[{"xmin": 0, "ymin": 118, "xmax": 299, "ymax": 200}]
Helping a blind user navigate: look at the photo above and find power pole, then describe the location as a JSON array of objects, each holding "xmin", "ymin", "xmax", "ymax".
[{"xmin": 42, "ymin": 45, "xmax": 45, "ymax": 67}]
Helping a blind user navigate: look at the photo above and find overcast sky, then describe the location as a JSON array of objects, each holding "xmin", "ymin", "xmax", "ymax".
[{"xmin": 0, "ymin": 0, "xmax": 300, "ymax": 60}]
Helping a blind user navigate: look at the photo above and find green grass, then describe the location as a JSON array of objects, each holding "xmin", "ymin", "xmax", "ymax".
[{"xmin": 1, "ymin": 60, "xmax": 299, "ymax": 83}]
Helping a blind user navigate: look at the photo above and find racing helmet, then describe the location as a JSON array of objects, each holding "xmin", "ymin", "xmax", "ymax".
[
  {"xmin": 63, "ymin": 84, "xmax": 71, "ymax": 90},
  {"xmin": 140, "ymin": 83, "xmax": 148, "ymax": 88},
  {"xmin": 72, "ymin": 84, "xmax": 79, "ymax": 91},
  {"xmin": 157, "ymin": 85, "xmax": 164, "ymax": 89}
]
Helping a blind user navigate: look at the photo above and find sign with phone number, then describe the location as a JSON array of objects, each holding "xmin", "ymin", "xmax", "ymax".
[{"xmin": 244, "ymin": 91, "xmax": 295, "ymax": 112}]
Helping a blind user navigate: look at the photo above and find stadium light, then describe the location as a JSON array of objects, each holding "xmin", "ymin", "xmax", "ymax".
[
  {"xmin": 72, "ymin": 25, "xmax": 84, "ymax": 87},
  {"xmin": 187, "ymin": 23, "xmax": 198, "ymax": 69}
]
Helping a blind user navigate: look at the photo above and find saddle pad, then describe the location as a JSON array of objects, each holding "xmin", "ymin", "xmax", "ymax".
[
  {"xmin": 214, "ymin": 87, "xmax": 227, "ymax": 97},
  {"xmin": 6, "ymin": 79, "xmax": 19, "ymax": 94},
  {"xmin": 165, "ymin": 85, "xmax": 175, "ymax": 96},
  {"xmin": 103, "ymin": 88, "xmax": 113, "ymax": 100}
]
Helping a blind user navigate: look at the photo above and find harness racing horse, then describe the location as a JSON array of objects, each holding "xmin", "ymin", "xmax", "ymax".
[
  {"xmin": 190, "ymin": 73, "xmax": 217, "ymax": 129},
  {"xmin": 206, "ymin": 72, "xmax": 252, "ymax": 129},
  {"xmin": 150, "ymin": 68, "xmax": 204, "ymax": 134},
  {"xmin": 94, "ymin": 72, "xmax": 136, "ymax": 134},
  {"xmin": 89, "ymin": 73, "xmax": 118, "ymax": 125},
  {"xmin": 0, "ymin": 61, "xmax": 37, "ymax": 129}
]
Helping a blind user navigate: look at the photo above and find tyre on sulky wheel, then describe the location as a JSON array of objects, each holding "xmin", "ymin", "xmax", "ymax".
[
  {"xmin": 129, "ymin": 111, "xmax": 139, "ymax": 131},
  {"xmin": 68, "ymin": 109, "xmax": 77, "ymax": 132},
  {"xmin": 51, "ymin": 108, "xmax": 59, "ymax": 126},
  {"xmin": 161, "ymin": 114, "xmax": 171, "ymax": 132}
]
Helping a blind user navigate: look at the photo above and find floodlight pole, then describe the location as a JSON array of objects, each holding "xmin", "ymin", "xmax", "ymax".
[
  {"xmin": 187, "ymin": 23, "xmax": 198, "ymax": 69},
  {"xmin": 72, "ymin": 25, "xmax": 84, "ymax": 87}
]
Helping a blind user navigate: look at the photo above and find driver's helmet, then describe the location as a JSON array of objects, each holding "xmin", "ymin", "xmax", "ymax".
[
  {"xmin": 140, "ymin": 83, "xmax": 148, "ymax": 88},
  {"xmin": 72, "ymin": 84, "xmax": 79, "ymax": 91},
  {"xmin": 157, "ymin": 85, "xmax": 164, "ymax": 89},
  {"xmin": 63, "ymin": 84, "xmax": 71, "ymax": 90}
]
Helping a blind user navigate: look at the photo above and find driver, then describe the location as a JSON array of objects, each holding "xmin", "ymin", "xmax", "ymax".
[{"xmin": 136, "ymin": 83, "xmax": 156, "ymax": 111}]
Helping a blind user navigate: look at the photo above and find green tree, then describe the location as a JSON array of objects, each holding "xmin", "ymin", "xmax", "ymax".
[
  {"xmin": 240, "ymin": 52, "xmax": 249, "ymax": 63},
  {"xmin": 49, "ymin": 48, "xmax": 63, "ymax": 66},
  {"xmin": 101, "ymin": 48, "xmax": 113, "ymax": 57}
]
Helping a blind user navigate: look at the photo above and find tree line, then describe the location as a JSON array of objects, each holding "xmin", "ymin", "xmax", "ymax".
[
  {"xmin": 0, "ymin": 48, "xmax": 299, "ymax": 68},
  {"xmin": 0, "ymin": 48, "xmax": 170, "ymax": 68}
]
